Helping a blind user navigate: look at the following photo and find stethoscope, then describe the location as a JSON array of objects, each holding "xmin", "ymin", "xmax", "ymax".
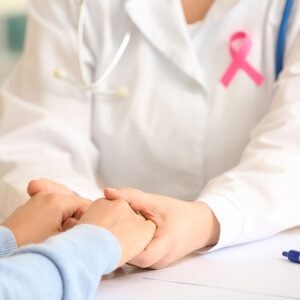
[
  {"xmin": 276, "ymin": 0, "xmax": 294, "ymax": 79},
  {"xmin": 54, "ymin": 0, "xmax": 131, "ymax": 98},
  {"xmin": 54, "ymin": 0, "xmax": 294, "ymax": 98}
]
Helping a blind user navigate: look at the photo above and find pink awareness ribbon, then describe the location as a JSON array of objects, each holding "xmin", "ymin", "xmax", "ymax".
[{"xmin": 221, "ymin": 32, "xmax": 264, "ymax": 88}]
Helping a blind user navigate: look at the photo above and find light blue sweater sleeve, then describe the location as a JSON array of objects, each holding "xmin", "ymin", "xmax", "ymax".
[
  {"xmin": 0, "ymin": 224, "xmax": 121, "ymax": 300},
  {"xmin": 0, "ymin": 226, "xmax": 17, "ymax": 258}
]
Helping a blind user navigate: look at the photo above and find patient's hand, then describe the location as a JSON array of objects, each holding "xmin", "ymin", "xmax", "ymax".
[
  {"xmin": 1, "ymin": 193, "xmax": 91, "ymax": 247},
  {"xmin": 27, "ymin": 179, "xmax": 89, "ymax": 229},
  {"xmin": 27, "ymin": 179, "xmax": 74, "ymax": 196},
  {"xmin": 78, "ymin": 198, "xmax": 156, "ymax": 267},
  {"xmin": 105, "ymin": 187, "xmax": 220, "ymax": 269}
]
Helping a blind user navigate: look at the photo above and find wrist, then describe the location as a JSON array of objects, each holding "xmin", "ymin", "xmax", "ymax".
[
  {"xmin": 191, "ymin": 201, "xmax": 220, "ymax": 250},
  {"xmin": 1, "ymin": 221, "xmax": 20, "ymax": 247}
]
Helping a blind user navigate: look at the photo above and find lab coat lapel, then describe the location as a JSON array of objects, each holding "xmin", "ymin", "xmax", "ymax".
[{"xmin": 125, "ymin": 0, "xmax": 204, "ymax": 85}]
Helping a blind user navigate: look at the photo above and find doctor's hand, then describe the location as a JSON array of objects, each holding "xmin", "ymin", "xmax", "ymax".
[
  {"xmin": 104, "ymin": 187, "xmax": 220, "ymax": 269},
  {"xmin": 78, "ymin": 198, "xmax": 156, "ymax": 267},
  {"xmin": 1, "ymin": 192, "xmax": 91, "ymax": 247}
]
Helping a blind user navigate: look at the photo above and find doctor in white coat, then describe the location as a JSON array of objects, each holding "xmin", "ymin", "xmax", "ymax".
[{"xmin": 0, "ymin": 0, "xmax": 300, "ymax": 269}]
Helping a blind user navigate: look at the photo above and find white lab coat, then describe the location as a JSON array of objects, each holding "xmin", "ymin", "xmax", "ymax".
[{"xmin": 0, "ymin": 0, "xmax": 300, "ymax": 251}]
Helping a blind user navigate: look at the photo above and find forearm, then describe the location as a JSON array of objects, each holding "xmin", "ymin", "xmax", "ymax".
[{"xmin": 0, "ymin": 225, "xmax": 120, "ymax": 300}]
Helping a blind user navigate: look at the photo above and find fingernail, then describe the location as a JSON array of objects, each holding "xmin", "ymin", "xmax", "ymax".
[{"xmin": 105, "ymin": 188, "xmax": 117, "ymax": 192}]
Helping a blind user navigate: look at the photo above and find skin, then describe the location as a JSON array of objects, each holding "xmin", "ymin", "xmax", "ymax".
[
  {"xmin": 78, "ymin": 198, "xmax": 156, "ymax": 267},
  {"xmin": 2, "ymin": 183, "xmax": 156, "ymax": 267},
  {"xmin": 29, "ymin": 179, "xmax": 220, "ymax": 269},
  {"xmin": 181, "ymin": 0, "xmax": 215, "ymax": 24},
  {"xmin": 104, "ymin": 188, "xmax": 220, "ymax": 269},
  {"xmin": 1, "ymin": 192, "xmax": 91, "ymax": 247},
  {"xmin": 27, "ymin": 179, "xmax": 84, "ymax": 231},
  {"xmin": 28, "ymin": 180, "xmax": 220, "ymax": 269},
  {"xmin": 27, "ymin": 179, "xmax": 75, "ymax": 197}
]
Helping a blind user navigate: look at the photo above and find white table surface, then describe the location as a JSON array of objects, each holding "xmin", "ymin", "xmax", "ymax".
[{"xmin": 95, "ymin": 227, "xmax": 300, "ymax": 300}]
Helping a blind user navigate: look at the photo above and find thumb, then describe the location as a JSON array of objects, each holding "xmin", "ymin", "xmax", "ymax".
[
  {"xmin": 27, "ymin": 179, "xmax": 74, "ymax": 197},
  {"xmin": 104, "ymin": 188, "xmax": 122, "ymax": 200},
  {"xmin": 104, "ymin": 187, "xmax": 156, "ymax": 215},
  {"xmin": 59, "ymin": 195, "xmax": 92, "ymax": 221},
  {"xmin": 128, "ymin": 234, "xmax": 168, "ymax": 269}
]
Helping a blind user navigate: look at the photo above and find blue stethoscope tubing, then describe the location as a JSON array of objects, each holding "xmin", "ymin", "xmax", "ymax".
[{"xmin": 276, "ymin": 0, "xmax": 294, "ymax": 79}]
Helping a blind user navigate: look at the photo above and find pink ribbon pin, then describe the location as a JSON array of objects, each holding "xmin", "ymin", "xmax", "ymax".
[{"xmin": 221, "ymin": 32, "xmax": 264, "ymax": 88}]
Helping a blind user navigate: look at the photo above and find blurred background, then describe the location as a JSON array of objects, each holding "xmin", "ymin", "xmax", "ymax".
[{"xmin": 0, "ymin": 0, "xmax": 27, "ymax": 84}]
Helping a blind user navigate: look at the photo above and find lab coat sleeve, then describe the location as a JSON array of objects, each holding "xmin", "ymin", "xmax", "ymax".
[
  {"xmin": 0, "ymin": 0, "xmax": 103, "ymax": 220},
  {"xmin": 198, "ymin": 34, "xmax": 300, "ymax": 250}
]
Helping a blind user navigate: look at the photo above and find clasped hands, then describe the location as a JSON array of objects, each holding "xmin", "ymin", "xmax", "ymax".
[{"xmin": 2, "ymin": 179, "xmax": 220, "ymax": 269}]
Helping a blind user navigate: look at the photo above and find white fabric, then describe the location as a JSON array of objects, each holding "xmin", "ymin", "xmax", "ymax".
[
  {"xmin": 0, "ymin": 0, "xmax": 300, "ymax": 250},
  {"xmin": 187, "ymin": 21, "xmax": 204, "ymax": 38}
]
